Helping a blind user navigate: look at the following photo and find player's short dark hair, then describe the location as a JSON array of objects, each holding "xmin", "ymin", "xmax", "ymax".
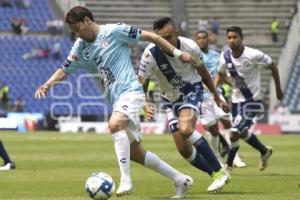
[
  {"xmin": 226, "ymin": 26, "xmax": 243, "ymax": 38},
  {"xmin": 66, "ymin": 6, "xmax": 94, "ymax": 24},
  {"xmin": 153, "ymin": 17, "xmax": 176, "ymax": 31},
  {"xmin": 196, "ymin": 30, "xmax": 208, "ymax": 37}
]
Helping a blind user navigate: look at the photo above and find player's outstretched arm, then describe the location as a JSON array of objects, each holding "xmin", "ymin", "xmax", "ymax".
[
  {"xmin": 269, "ymin": 63, "xmax": 284, "ymax": 100},
  {"xmin": 140, "ymin": 30, "xmax": 193, "ymax": 64},
  {"xmin": 196, "ymin": 64, "xmax": 229, "ymax": 112},
  {"xmin": 35, "ymin": 68, "xmax": 68, "ymax": 99}
]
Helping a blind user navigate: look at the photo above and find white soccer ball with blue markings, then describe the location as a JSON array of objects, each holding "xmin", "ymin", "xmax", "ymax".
[{"xmin": 85, "ymin": 172, "xmax": 115, "ymax": 200}]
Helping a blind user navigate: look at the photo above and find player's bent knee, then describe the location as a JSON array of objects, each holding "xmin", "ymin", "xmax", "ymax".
[
  {"xmin": 109, "ymin": 121, "xmax": 124, "ymax": 133},
  {"xmin": 178, "ymin": 123, "xmax": 194, "ymax": 136}
]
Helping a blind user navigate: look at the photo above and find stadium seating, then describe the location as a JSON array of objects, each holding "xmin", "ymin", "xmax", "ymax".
[
  {"xmin": 0, "ymin": 0, "xmax": 55, "ymax": 32},
  {"xmin": 283, "ymin": 46, "xmax": 300, "ymax": 113},
  {"xmin": 0, "ymin": 35, "xmax": 110, "ymax": 115}
]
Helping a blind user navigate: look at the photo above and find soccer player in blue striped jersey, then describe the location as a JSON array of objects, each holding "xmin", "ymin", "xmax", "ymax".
[
  {"xmin": 195, "ymin": 30, "xmax": 246, "ymax": 168},
  {"xmin": 215, "ymin": 26, "xmax": 284, "ymax": 172},
  {"xmin": 35, "ymin": 6, "xmax": 194, "ymax": 198}
]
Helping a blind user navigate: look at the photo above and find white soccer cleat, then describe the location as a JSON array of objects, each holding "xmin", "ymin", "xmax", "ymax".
[
  {"xmin": 0, "ymin": 162, "xmax": 16, "ymax": 171},
  {"xmin": 116, "ymin": 181, "xmax": 133, "ymax": 197},
  {"xmin": 233, "ymin": 154, "xmax": 247, "ymax": 168},
  {"xmin": 171, "ymin": 175, "xmax": 194, "ymax": 199},
  {"xmin": 207, "ymin": 169, "xmax": 230, "ymax": 193},
  {"xmin": 259, "ymin": 146, "xmax": 273, "ymax": 171}
]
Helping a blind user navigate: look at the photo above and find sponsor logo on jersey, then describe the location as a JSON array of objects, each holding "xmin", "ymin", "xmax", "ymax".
[
  {"xmin": 159, "ymin": 64, "xmax": 169, "ymax": 70},
  {"xmin": 71, "ymin": 54, "xmax": 79, "ymax": 61}
]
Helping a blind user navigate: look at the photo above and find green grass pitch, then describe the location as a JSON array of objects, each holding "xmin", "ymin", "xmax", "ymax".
[{"xmin": 0, "ymin": 132, "xmax": 299, "ymax": 200}]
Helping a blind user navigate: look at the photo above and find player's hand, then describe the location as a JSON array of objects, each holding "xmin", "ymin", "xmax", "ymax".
[
  {"xmin": 276, "ymin": 89, "xmax": 284, "ymax": 101},
  {"xmin": 179, "ymin": 52, "xmax": 194, "ymax": 64},
  {"xmin": 215, "ymin": 97, "xmax": 230, "ymax": 113},
  {"xmin": 143, "ymin": 103, "xmax": 154, "ymax": 120},
  {"xmin": 35, "ymin": 84, "xmax": 49, "ymax": 99}
]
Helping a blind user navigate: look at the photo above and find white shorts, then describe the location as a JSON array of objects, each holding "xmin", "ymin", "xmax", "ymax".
[
  {"xmin": 113, "ymin": 91, "xmax": 145, "ymax": 143},
  {"xmin": 200, "ymin": 98, "xmax": 230, "ymax": 127}
]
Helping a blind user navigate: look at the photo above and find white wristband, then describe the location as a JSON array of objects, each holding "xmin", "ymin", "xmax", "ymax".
[{"xmin": 173, "ymin": 48, "xmax": 182, "ymax": 58}]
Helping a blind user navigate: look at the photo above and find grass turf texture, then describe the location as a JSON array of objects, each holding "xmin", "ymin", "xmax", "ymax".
[{"xmin": 0, "ymin": 132, "xmax": 299, "ymax": 200}]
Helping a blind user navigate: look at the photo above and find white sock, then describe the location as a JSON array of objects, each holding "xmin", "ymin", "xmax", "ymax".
[
  {"xmin": 144, "ymin": 151, "xmax": 184, "ymax": 183},
  {"xmin": 112, "ymin": 130, "xmax": 131, "ymax": 183},
  {"xmin": 186, "ymin": 146, "xmax": 197, "ymax": 163},
  {"xmin": 209, "ymin": 134, "xmax": 220, "ymax": 154},
  {"xmin": 222, "ymin": 129, "xmax": 231, "ymax": 147},
  {"xmin": 186, "ymin": 130, "xmax": 202, "ymax": 145}
]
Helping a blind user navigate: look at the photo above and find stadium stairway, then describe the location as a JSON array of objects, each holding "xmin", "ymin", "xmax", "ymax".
[
  {"xmin": 282, "ymin": 45, "xmax": 300, "ymax": 113},
  {"xmin": 79, "ymin": 0, "xmax": 172, "ymax": 31}
]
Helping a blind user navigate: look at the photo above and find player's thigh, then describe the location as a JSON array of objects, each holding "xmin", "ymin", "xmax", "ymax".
[{"xmin": 201, "ymin": 100, "xmax": 218, "ymax": 128}]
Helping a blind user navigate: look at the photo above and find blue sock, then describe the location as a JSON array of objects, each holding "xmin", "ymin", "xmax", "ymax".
[
  {"xmin": 245, "ymin": 134, "xmax": 267, "ymax": 155},
  {"xmin": 191, "ymin": 151, "xmax": 213, "ymax": 175},
  {"xmin": 194, "ymin": 137, "xmax": 221, "ymax": 172},
  {"xmin": 0, "ymin": 140, "xmax": 11, "ymax": 164},
  {"xmin": 227, "ymin": 146, "xmax": 239, "ymax": 167}
]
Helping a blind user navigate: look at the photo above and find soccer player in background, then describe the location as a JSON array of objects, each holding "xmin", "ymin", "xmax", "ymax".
[
  {"xmin": 139, "ymin": 17, "xmax": 230, "ymax": 193},
  {"xmin": 0, "ymin": 140, "xmax": 16, "ymax": 170},
  {"xmin": 35, "ymin": 6, "xmax": 194, "ymax": 198},
  {"xmin": 195, "ymin": 30, "xmax": 246, "ymax": 168},
  {"xmin": 215, "ymin": 26, "xmax": 284, "ymax": 172}
]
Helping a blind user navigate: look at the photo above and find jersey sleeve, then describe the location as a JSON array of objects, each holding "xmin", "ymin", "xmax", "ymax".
[
  {"xmin": 189, "ymin": 40, "xmax": 204, "ymax": 68},
  {"xmin": 218, "ymin": 52, "xmax": 227, "ymax": 74},
  {"xmin": 113, "ymin": 23, "xmax": 141, "ymax": 45},
  {"xmin": 60, "ymin": 39, "xmax": 83, "ymax": 73},
  {"xmin": 255, "ymin": 49, "xmax": 273, "ymax": 68},
  {"xmin": 138, "ymin": 48, "xmax": 155, "ymax": 79}
]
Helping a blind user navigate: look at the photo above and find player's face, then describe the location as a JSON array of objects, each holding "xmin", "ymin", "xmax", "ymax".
[
  {"xmin": 195, "ymin": 33, "xmax": 208, "ymax": 49},
  {"xmin": 226, "ymin": 31, "xmax": 243, "ymax": 50},
  {"xmin": 155, "ymin": 23, "xmax": 178, "ymax": 46},
  {"xmin": 69, "ymin": 18, "xmax": 95, "ymax": 42}
]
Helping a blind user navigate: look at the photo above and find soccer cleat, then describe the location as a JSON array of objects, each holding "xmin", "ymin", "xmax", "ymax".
[
  {"xmin": 171, "ymin": 175, "xmax": 194, "ymax": 199},
  {"xmin": 0, "ymin": 162, "xmax": 16, "ymax": 171},
  {"xmin": 207, "ymin": 169, "xmax": 230, "ymax": 193},
  {"xmin": 259, "ymin": 146, "xmax": 273, "ymax": 171},
  {"xmin": 233, "ymin": 154, "xmax": 247, "ymax": 168},
  {"xmin": 116, "ymin": 181, "xmax": 133, "ymax": 197}
]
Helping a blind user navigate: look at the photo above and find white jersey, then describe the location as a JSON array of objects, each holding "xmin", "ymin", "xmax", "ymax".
[
  {"xmin": 139, "ymin": 36, "xmax": 203, "ymax": 102},
  {"xmin": 219, "ymin": 46, "xmax": 272, "ymax": 103}
]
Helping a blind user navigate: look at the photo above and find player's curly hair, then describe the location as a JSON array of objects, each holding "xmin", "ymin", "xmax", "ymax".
[
  {"xmin": 153, "ymin": 17, "xmax": 176, "ymax": 31},
  {"xmin": 66, "ymin": 6, "xmax": 94, "ymax": 24},
  {"xmin": 226, "ymin": 26, "xmax": 243, "ymax": 38}
]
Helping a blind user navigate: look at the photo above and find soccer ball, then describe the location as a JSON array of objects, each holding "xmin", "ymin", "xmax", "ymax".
[{"xmin": 85, "ymin": 172, "xmax": 115, "ymax": 200}]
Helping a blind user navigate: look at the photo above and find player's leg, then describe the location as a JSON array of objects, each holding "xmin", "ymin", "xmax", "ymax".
[
  {"xmin": 201, "ymin": 100, "xmax": 224, "ymax": 165},
  {"xmin": 130, "ymin": 140, "xmax": 193, "ymax": 198},
  {"xmin": 0, "ymin": 140, "xmax": 15, "ymax": 171},
  {"xmin": 109, "ymin": 112, "xmax": 132, "ymax": 196},
  {"xmin": 220, "ymin": 117, "xmax": 246, "ymax": 168},
  {"xmin": 165, "ymin": 106, "xmax": 214, "ymax": 176},
  {"xmin": 178, "ymin": 108, "xmax": 230, "ymax": 192}
]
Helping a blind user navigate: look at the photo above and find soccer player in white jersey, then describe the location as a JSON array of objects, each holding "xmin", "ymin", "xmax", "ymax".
[
  {"xmin": 139, "ymin": 17, "xmax": 230, "ymax": 193},
  {"xmin": 215, "ymin": 26, "xmax": 284, "ymax": 172},
  {"xmin": 195, "ymin": 30, "xmax": 246, "ymax": 168},
  {"xmin": 35, "ymin": 6, "xmax": 194, "ymax": 198}
]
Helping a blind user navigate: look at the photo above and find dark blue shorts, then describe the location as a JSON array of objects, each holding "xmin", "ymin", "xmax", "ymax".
[
  {"xmin": 162, "ymin": 82, "xmax": 203, "ymax": 133},
  {"xmin": 231, "ymin": 100, "xmax": 264, "ymax": 134}
]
